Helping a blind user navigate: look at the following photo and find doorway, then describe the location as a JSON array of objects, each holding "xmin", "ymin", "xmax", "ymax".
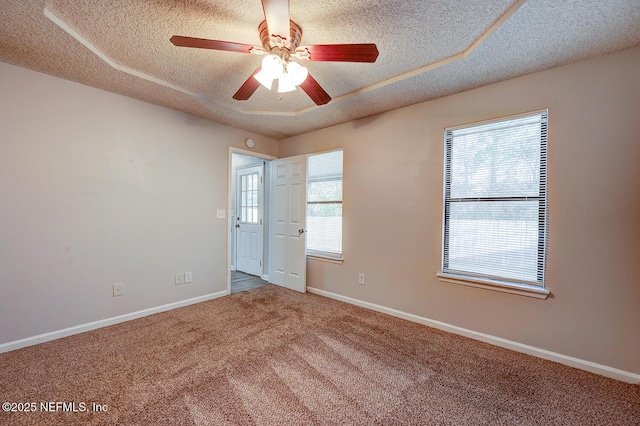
[
  {"xmin": 230, "ymin": 152, "xmax": 269, "ymax": 294},
  {"xmin": 227, "ymin": 148, "xmax": 307, "ymax": 295}
]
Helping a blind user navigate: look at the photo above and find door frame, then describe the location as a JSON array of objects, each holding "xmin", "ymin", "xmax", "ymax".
[{"xmin": 227, "ymin": 147, "xmax": 276, "ymax": 295}]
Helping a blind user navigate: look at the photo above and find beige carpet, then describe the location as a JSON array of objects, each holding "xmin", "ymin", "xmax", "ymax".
[{"xmin": 0, "ymin": 284, "xmax": 638, "ymax": 425}]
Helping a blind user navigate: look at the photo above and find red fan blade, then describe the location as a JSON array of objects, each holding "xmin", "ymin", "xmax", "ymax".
[
  {"xmin": 261, "ymin": 0, "xmax": 290, "ymax": 40},
  {"xmin": 233, "ymin": 67, "xmax": 262, "ymax": 101},
  {"xmin": 297, "ymin": 44, "xmax": 379, "ymax": 63},
  {"xmin": 299, "ymin": 73, "xmax": 331, "ymax": 105},
  {"xmin": 170, "ymin": 35, "xmax": 258, "ymax": 54}
]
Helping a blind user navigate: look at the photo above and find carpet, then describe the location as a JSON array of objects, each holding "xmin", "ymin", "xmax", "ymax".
[{"xmin": 0, "ymin": 284, "xmax": 638, "ymax": 425}]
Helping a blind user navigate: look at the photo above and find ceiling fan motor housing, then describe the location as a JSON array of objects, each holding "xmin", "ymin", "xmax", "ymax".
[{"xmin": 258, "ymin": 20, "xmax": 303, "ymax": 62}]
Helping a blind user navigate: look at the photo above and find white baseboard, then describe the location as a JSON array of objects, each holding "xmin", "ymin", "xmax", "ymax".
[
  {"xmin": 0, "ymin": 290, "xmax": 229, "ymax": 354},
  {"xmin": 261, "ymin": 274, "xmax": 269, "ymax": 282},
  {"xmin": 307, "ymin": 287, "xmax": 640, "ymax": 384}
]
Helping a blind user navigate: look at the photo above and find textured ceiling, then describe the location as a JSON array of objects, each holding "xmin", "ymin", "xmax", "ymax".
[{"xmin": 1, "ymin": 0, "xmax": 639, "ymax": 139}]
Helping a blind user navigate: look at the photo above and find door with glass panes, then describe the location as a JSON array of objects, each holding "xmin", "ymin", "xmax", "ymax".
[{"xmin": 236, "ymin": 165, "xmax": 263, "ymax": 276}]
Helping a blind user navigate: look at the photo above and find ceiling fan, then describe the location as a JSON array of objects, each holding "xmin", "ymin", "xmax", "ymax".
[{"xmin": 170, "ymin": 0, "xmax": 379, "ymax": 105}]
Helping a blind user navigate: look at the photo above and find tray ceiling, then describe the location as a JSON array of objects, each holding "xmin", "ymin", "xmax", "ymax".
[{"xmin": 1, "ymin": 0, "xmax": 639, "ymax": 138}]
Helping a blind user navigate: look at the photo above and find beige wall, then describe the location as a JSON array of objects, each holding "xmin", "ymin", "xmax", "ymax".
[
  {"xmin": 0, "ymin": 62, "xmax": 278, "ymax": 344},
  {"xmin": 280, "ymin": 47, "xmax": 640, "ymax": 374}
]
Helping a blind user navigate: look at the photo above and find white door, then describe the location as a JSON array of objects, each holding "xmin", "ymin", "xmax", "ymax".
[
  {"xmin": 236, "ymin": 165, "xmax": 263, "ymax": 277},
  {"xmin": 270, "ymin": 156, "xmax": 307, "ymax": 292}
]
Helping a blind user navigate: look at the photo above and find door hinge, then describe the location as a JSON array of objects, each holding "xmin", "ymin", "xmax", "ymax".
[
  {"xmin": 260, "ymin": 261, "xmax": 262, "ymax": 267},
  {"xmin": 260, "ymin": 176, "xmax": 263, "ymax": 183},
  {"xmin": 260, "ymin": 218, "xmax": 262, "ymax": 225}
]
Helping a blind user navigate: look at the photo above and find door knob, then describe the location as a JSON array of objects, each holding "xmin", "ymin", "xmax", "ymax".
[
  {"xmin": 236, "ymin": 224, "xmax": 240, "ymax": 228},
  {"xmin": 298, "ymin": 228, "xmax": 305, "ymax": 234}
]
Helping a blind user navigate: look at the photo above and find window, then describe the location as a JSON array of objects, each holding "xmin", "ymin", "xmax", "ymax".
[
  {"xmin": 307, "ymin": 150, "xmax": 343, "ymax": 259},
  {"xmin": 440, "ymin": 111, "xmax": 548, "ymax": 296},
  {"xmin": 240, "ymin": 172, "xmax": 259, "ymax": 224}
]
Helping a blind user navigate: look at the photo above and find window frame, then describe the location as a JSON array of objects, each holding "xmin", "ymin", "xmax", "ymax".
[
  {"xmin": 438, "ymin": 110, "xmax": 550, "ymax": 299},
  {"xmin": 306, "ymin": 149, "xmax": 344, "ymax": 261}
]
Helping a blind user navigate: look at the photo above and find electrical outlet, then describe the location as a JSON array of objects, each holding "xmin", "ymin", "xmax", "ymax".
[
  {"xmin": 113, "ymin": 283, "xmax": 123, "ymax": 296},
  {"xmin": 185, "ymin": 271, "xmax": 192, "ymax": 283},
  {"xmin": 216, "ymin": 209, "xmax": 226, "ymax": 219},
  {"xmin": 175, "ymin": 273, "xmax": 184, "ymax": 285},
  {"xmin": 358, "ymin": 273, "xmax": 366, "ymax": 285}
]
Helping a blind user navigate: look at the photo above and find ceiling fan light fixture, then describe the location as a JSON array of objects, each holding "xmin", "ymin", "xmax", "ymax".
[
  {"xmin": 261, "ymin": 54, "xmax": 284, "ymax": 79},
  {"xmin": 254, "ymin": 69, "xmax": 274, "ymax": 90},
  {"xmin": 171, "ymin": 3, "xmax": 378, "ymax": 106},
  {"xmin": 286, "ymin": 61, "xmax": 309, "ymax": 86},
  {"xmin": 277, "ymin": 73, "xmax": 296, "ymax": 93}
]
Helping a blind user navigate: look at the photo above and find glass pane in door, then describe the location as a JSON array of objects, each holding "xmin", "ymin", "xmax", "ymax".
[{"xmin": 240, "ymin": 172, "xmax": 259, "ymax": 224}]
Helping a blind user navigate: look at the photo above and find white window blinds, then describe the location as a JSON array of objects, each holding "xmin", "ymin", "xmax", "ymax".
[
  {"xmin": 307, "ymin": 150, "xmax": 343, "ymax": 258},
  {"xmin": 443, "ymin": 111, "xmax": 548, "ymax": 286}
]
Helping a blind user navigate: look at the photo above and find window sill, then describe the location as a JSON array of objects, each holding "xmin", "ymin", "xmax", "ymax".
[
  {"xmin": 436, "ymin": 273, "xmax": 549, "ymax": 299},
  {"xmin": 307, "ymin": 254, "xmax": 344, "ymax": 264}
]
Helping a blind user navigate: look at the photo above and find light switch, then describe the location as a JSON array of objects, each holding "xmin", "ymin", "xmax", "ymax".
[
  {"xmin": 216, "ymin": 210, "xmax": 226, "ymax": 219},
  {"xmin": 175, "ymin": 273, "xmax": 184, "ymax": 285}
]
